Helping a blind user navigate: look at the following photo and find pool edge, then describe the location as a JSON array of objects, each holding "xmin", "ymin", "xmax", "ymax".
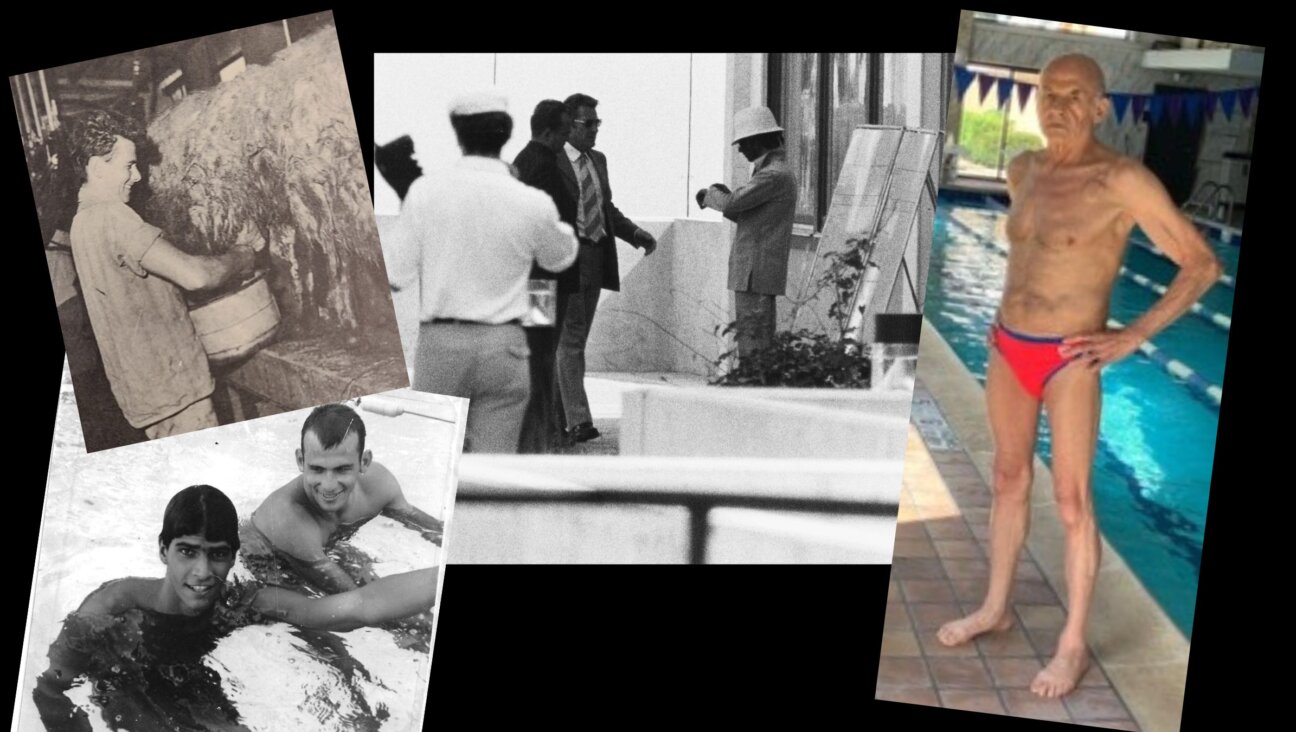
[{"xmin": 916, "ymin": 317, "xmax": 1191, "ymax": 732}]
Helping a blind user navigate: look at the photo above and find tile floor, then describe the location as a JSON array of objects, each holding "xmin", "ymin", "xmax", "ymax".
[{"xmin": 875, "ymin": 383, "xmax": 1141, "ymax": 730}]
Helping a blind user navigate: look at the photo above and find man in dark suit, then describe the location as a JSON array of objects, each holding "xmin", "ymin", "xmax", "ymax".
[
  {"xmin": 512, "ymin": 100, "xmax": 575, "ymax": 452},
  {"xmin": 554, "ymin": 92, "xmax": 657, "ymax": 444}
]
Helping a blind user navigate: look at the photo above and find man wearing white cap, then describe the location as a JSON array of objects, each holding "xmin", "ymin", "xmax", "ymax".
[
  {"xmin": 697, "ymin": 106, "xmax": 798, "ymax": 361},
  {"xmin": 386, "ymin": 91, "xmax": 578, "ymax": 453}
]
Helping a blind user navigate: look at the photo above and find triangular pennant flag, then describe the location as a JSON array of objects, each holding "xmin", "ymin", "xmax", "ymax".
[
  {"xmin": 1148, "ymin": 95, "xmax": 1165, "ymax": 126},
  {"xmin": 955, "ymin": 66, "xmax": 975, "ymax": 100},
  {"xmin": 1132, "ymin": 95, "xmax": 1148, "ymax": 123},
  {"xmin": 1218, "ymin": 90, "xmax": 1237, "ymax": 120},
  {"xmin": 977, "ymin": 73, "xmax": 996, "ymax": 106},
  {"xmin": 996, "ymin": 78, "xmax": 1013, "ymax": 110},
  {"xmin": 1110, "ymin": 93, "xmax": 1131, "ymax": 124},
  {"xmin": 1184, "ymin": 94, "xmax": 1202, "ymax": 126},
  {"xmin": 1205, "ymin": 91, "xmax": 1218, "ymax": 122},
  {"xmin": 1167, "ymin": 94, "xmax": 1184, "ymax": 125},
  {"xmin": 1017, "ymin": 81, "xmax": 1033, "ymax": 112},
  {"xmin": 1239, "ymin": 87, "xmax": 1255, "ymax": 117}
]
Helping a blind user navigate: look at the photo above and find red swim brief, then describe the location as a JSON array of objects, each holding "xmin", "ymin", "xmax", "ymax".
[{"xmin": 991, "ymin": 321, "xmax": 1076, "ymax": 399}]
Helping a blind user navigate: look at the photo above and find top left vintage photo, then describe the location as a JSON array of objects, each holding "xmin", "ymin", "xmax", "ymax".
[{"xmin": 11, "ymin": 11, "xmax": 408, "ymax": 453}]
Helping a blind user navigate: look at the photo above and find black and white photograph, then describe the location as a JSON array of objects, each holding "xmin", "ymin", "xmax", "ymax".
[
  {"xmin": 13, "ymin": 11, "xmax": 409, "ymax": 453},
  {"xmin": 374, "ymin": 52, "xmax": 950, "ymax": 563},
  {"xmin": 16, "ymin": 360, "xmax": 465, "ymax": 731}
]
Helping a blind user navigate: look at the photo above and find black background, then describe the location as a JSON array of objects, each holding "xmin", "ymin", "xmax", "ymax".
[{"xmin": 6, "ymin": 3, "xmax": 1270, "ymax": 728}]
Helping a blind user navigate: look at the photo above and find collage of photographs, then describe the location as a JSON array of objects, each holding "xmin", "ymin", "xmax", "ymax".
[{"xmin": 6, "ymin": 6, "xmax": 1264, "ymax": 731}]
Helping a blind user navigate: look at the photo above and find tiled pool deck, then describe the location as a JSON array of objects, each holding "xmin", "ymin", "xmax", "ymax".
[{"xmin": 875, "ymin": 320, "xmax": 1191, "ymax": 731}]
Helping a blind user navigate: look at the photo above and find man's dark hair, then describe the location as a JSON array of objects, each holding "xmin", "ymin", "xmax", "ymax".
[
  {"xmin": 69, "ymin": 109, "xmax": 145, "ymax": 182},
  {"xmin": 745, "ymin": 131, "xmax": 784, "ymax": 151},
  {"xmin": 301, "ymin": 403, "xmax": 367, "ymax": 456},
  {"xmin": 563, "ymin": 93, "xmax": 599, "ymax": 117},
  {"xmin": 530, "ymin": 99, "xmax": 568, "ymax": 137},
  {"xmin": 450, "ymin": 111, "xmax": 513, "ymax": 156},
  {"xmin": 159, "ymin": 485, "xmax": 241, "ymax": 552}
]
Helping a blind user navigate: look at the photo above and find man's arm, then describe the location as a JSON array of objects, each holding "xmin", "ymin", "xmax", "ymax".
[
  {"xmin": 368, "ymin": 462, "xmax": 444, "ymax": 544},
  {"xmin": 139, "ymin": 239, "xmax": 256, "ymax": 292},
  {"xmin": 597, "ymin": 152, "xmax": 655, "ymax": 254},
  {"xmin": 252, "ymin": 567, "xmax": 438, "ymax": 632},
  {"xmin": 269, "ymin": 513, "xmax": 361, "ymax": 593},
  {"xmin": 1062, "ymin": 160, "xmax": 1223, "ymax": 367},
  {"xmin": 33, "ymin": 581, "xmax": 143, "ymax": 731},
  {"xmin": 385, "ymin": 179, "xmax": 425, "ymax": 292},
  {"xmin": 702, "ymin": 168, "xmax": 787, "ymax": 217}
]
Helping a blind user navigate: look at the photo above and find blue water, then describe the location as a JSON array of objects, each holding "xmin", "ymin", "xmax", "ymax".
[{"xmin": 927, "ymin": 197, "xmax": 1239, "ymax": 638}]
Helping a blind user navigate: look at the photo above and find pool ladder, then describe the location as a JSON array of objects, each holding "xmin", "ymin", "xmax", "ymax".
[{"xmin": 1182, "ymin": 182, "xmax": 1234, "ymax": 228}]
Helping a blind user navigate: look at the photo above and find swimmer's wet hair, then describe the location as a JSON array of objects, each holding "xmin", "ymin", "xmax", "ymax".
[
  {"xmin": 301, "ymin": 403, "xmax": 367, "ymax": 456},
  {"xmin": 159, "ymin": 485, "xmax": 241, "ymax": 552}
]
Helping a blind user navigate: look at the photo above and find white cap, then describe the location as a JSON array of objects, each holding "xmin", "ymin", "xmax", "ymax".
[
  {"xmin": 449, "ymin": 90, "xmax": 508, "ymax": 116},
  {"xmin": 732, "ymin": 106, "xmax": 783, "ymax": 144}
]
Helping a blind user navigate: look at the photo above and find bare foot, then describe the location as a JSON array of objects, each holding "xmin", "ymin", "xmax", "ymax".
[
  {"xmin": 936, "ymin": 609, "xmax": 1012, "ymax": 646},
  {"xmin": 1031, "ymin": 645, "xmax": 1089, "ymax": 697}
]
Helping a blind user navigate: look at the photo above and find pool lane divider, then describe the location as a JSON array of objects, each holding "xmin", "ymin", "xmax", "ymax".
[
  {"xmin": 1107, "ymin": 317, "xmax": 1223, "ymax": 410},
  {"xmin": 943, "ymin": 212, "xmax": 1225, "ymax": 410},
  {"xmin": 976, "ymin": 196, "xmax": 1236, "ymax": 290},
  {"xmin": 1119, "ymin": 268, "xmax": 1231, "ymax": 332}
]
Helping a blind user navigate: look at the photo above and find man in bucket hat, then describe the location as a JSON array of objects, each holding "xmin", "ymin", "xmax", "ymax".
[{"xmin": 697, "ymin": 106, "xmax": 798, "ymax": 362}]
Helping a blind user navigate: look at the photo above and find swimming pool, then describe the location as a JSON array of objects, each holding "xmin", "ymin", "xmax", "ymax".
[
  {"xmin": 21, "ymin": 365, "xmax": 463, "ymax": 731},
  {"xmin": 926, "ymin": 192, "xmax": 1237, "ymax": 638}
]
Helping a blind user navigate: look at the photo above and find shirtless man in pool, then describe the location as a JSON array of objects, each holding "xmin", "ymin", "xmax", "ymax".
[
  {"xmin": 250, "ymin": 403, "xmax": 444, "ymax": 594},
  {"xmin": 936, "ymin": 54, "xmax": 1222, "ymax": 697}
]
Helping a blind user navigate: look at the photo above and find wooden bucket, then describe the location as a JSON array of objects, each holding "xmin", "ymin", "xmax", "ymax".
[{"xmin": 188, "ymin": 271, "xmax": 281, "ymax": 365}]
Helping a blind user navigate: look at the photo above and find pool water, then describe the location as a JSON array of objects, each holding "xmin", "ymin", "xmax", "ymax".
[
  {"xmin": 926, "ymin": 196, "xmax": 1238, "ymax": 638},
  {"xmin": 23, "ymin": 365, "xmax": 459, "ymax": 731}
]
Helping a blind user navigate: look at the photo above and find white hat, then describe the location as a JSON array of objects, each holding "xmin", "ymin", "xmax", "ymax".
[
  {"xmin": 449, "ymin": 90, "xmax": 508, "ymax": 116},
  {"xmin": 732, "ymin": 106, "xmax": 783, "ymax": 144}
]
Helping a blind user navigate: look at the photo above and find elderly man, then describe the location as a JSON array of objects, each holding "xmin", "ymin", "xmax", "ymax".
[
  {"xmin": 937, "ymin": 54, "xmax": 1222, "ymax": 698},
  {"xmin": 697, "ymin": 106, "xmax": 798, "ymax": 361},
  {"xmin": 386, "ymin": 91, "xmax": 578, "ymax": 453}
]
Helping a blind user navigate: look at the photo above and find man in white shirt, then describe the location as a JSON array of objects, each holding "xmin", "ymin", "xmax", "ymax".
[{"xmin": 386, "ymin": 91, "xmax": 578, "ymax": 453}]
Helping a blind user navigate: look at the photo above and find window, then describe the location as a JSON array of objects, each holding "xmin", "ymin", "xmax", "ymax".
[
  {"xmin": 769, "ymin": 53, "xmax": 882, "ymax": 232},
  {"xmin": 160, "ymin": 68, "xmax": 186, "ymax": 101},
  {"xmin": 954, "ymin": 63, "xmax": 1045, "ymax": 180},
  {"xmin": 973, "ymin": 13, "xmax": 1130, "ymax": 39},
  {"xmin": 218, "ymin": 55, "xmax": 247, "ymax": 83}
]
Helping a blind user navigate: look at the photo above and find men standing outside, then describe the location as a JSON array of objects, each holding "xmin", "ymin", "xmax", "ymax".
[
  {"xmin": 697, "ymin": 106, "xmax": 798, "ymax": 363},
  {"xmin": 555, "ymin": 93, "xmax": 657, "ymax": 444},
  {"xmin": 513, "ymin": 100, "xmax": 576, "ymax": 452},
  {"xmin": 936, "ymin": 54, "xmax": 1222, "ymax": 698},
  {"xmin": 387, "ymin": 92, "xmax": 577, "ymax": 453}
]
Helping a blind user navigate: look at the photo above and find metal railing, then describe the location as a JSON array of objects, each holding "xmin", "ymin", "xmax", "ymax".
[
  {"xmin": 453, "ymin": 456, "xmax": 902, "ymax": 564},
  {"xmin": 1183, "ymin": 181, "xmax": 1234, "ymax": 226}
]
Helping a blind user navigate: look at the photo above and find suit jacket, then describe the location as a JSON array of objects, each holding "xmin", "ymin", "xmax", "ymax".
[
  {"xmin": 557, "ymin": 146, "xmax": 642, "ymax": 292},
  {"xmin": 513, "ymin": 140, "xmax": 579, "ymax": 293},
  {"xmin": 704, "ymin": 148, "xmax": 799, "ymax": 296}
]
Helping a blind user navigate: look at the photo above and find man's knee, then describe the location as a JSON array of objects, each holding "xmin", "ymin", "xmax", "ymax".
[
  {"xmin": 1053, "ymin": 480, "xmax": 1095, "ymax": 530},
  {"xmin": 991, "ymin": 455, "xmax": 1033, "ymax": 500}
]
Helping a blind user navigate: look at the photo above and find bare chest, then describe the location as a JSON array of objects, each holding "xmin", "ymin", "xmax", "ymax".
[{"xmin": 1006, "ymin": 165, "xmax": 1128, "ymax": 256}]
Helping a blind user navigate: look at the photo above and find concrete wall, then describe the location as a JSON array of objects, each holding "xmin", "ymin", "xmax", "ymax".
[
  {"xmin": 373, "ymin": 53, "xmax": 728, "ymax": 221},
  {"xmin": 620, "ymin": 386, "xmax": 911, "ymax": 459},
  {"xmin": 960, "ymin": 19, "xmax": 1260, "ymax": 198}
]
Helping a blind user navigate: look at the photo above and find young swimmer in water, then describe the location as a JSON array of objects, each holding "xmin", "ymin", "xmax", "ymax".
[
  {"xmin": 250, "ymin": 403, "xmax": 444, "ymax": 594},
  {"xmin": 33, "ymin": 485, "xmax": 436, "ymax": 731}
]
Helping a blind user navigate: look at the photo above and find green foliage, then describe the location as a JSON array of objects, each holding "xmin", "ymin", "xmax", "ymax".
[
  {"xmin": 710, "ymin": 327, "xmax": 870, "ymax": 387},
  {"xmin": 959, "ymin": 108, "xmax": 1043, "ymax": 168},
  {"xmin": 710, "ymin": 236, "xmax": 872, "ymax": 388}
]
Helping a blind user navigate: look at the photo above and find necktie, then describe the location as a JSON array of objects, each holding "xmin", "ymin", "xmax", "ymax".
[{"xmin": 578, "ymin": 154, "xmax": 606, "ymax": 242}]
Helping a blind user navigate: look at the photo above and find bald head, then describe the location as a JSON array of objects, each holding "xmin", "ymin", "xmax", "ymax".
[{"xmin": 1042, "ymin": 54, "xmax": 1107, "ymax": 96}]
